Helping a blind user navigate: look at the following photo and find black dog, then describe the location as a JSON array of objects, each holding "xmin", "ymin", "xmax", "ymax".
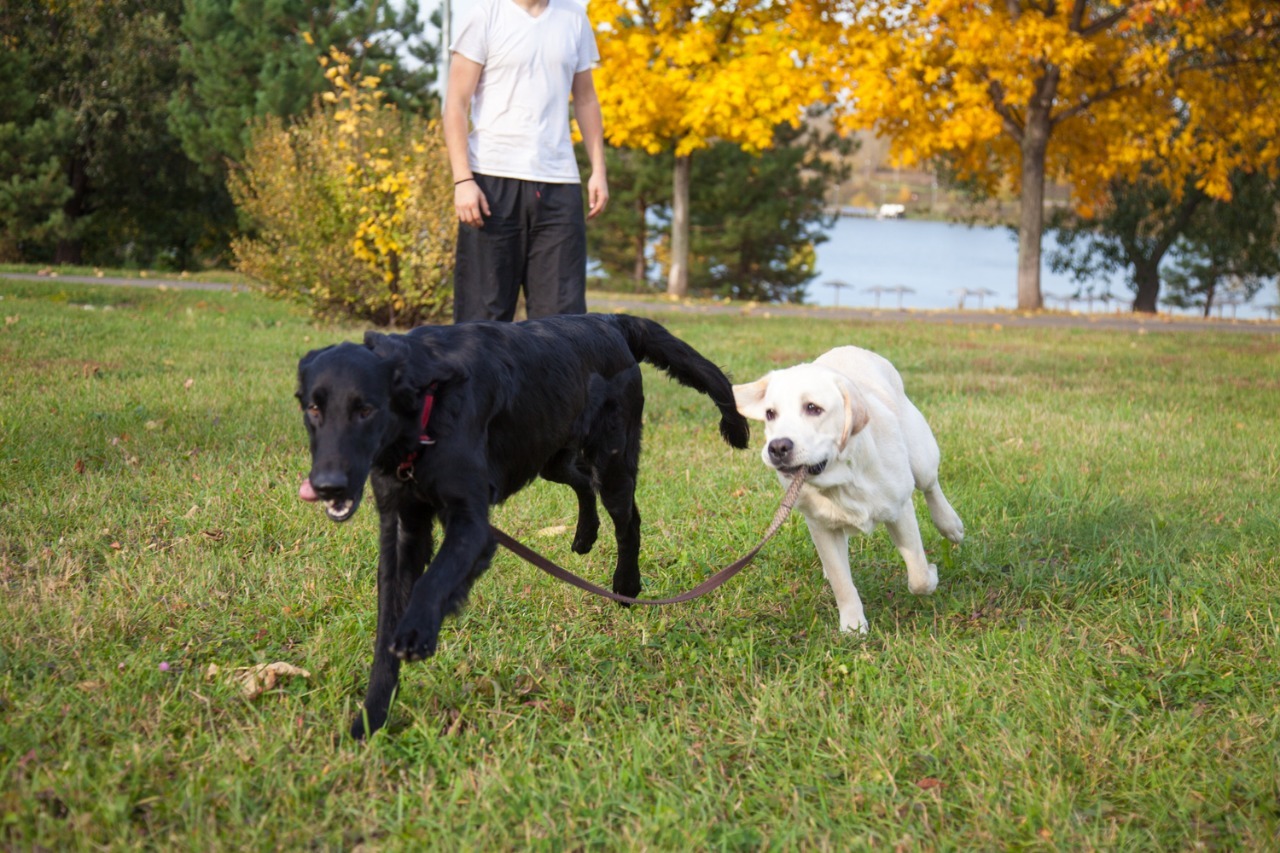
[{"xmin": 296, "ymin": 314, "xmax": 749, "ymax": 737}]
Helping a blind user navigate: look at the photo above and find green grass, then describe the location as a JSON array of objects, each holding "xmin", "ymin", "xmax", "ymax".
[{"xmin": 1, "ymin": 279, "xmax": 1278, "ymax": 849}]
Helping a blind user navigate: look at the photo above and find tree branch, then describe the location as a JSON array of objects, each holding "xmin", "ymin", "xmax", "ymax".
[
  {"xmin": 987, "ymin": 78, "xmax": 1025, "ymax": 142},
  {"xmin": 1078, "ymin": 6, "xmax": 1132, "ymax": 38},
  {"xmin": 1051, "ymin": 77, "xmax": 1134, "ymax": 126}
]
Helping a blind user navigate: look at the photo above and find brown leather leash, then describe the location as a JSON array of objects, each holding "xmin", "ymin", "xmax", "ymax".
[{"xmin": 489, "ymin": 471, "xmax": 806, "ymax": 606}]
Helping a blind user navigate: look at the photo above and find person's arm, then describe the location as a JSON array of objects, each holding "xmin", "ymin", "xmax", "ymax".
[
  {"xmin": 571, "ymin": 69, "xmax": 609, "ymax": 219},
  {"xmin": 444, "ymin": 54, "xmax": 490, "ymax": 228}
]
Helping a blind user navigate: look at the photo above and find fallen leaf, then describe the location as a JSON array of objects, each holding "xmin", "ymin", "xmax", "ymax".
[
  {"xmin": 184, "ymin": 378, "xmax": 195, "ymax": 391},
  {"xmin": 536, "ymin": 525, "xmax": 569, "ymax": 537},
  {"xmin": 209, "ymin": 662, "xmax": 312, "ymax": 700}
]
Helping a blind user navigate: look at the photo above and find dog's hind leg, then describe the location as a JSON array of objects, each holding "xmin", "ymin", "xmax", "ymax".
[
  {"xmin": 354, "ymin": 501, "xmax": 434, "ymax": 739},
  {"xmin": 902, "ymin": 402, "xmax": 964, "ymax": 544},
  {"xmin": 540, "ymin": 449, "xmax": 600, "ymax": 554},
  {"xmin": 922, "ymin": 484, "xmax": 964, "ymax": 544}
]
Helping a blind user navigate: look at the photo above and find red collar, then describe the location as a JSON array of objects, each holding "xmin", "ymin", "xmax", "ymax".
[{"xmin": 396, "ymin": 383, "xmax": 438, "ymax": 481}]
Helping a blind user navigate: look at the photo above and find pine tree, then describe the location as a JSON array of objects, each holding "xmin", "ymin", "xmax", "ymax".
[
  {"xmin": 0, "ymin": 0, "xmax": 220, "ymax": 266},
  {"xmin": 169, "ymin": 0, "xmax": 439, "ymax": 174}
]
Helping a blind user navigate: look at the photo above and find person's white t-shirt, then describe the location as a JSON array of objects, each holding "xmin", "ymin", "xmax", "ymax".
[{"xmin": 451, "ymin": 0, "xmax": 600, "ymax": 184}]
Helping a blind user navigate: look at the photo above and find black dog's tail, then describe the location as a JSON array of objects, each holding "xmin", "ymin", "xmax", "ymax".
[{"xmin": 611, "ymin": 315, "xmax": 750, "ymax": 449}]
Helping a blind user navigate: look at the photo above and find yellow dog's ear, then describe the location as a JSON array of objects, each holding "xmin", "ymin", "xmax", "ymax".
[
  {"xmin": 836, "ymin": 376, "xmax": 870, "ymax": 450},
  {"xmin": 733, "ymin": 376, "xmax": 771, "ymax": 421}
]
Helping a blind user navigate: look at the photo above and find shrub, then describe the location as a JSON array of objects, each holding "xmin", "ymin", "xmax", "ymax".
[{"xmin": 230, "ymin": 49, "xmax": 454, "ymax": 327}]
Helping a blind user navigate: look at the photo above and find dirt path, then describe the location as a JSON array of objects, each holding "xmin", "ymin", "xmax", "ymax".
[
  {"xmin": 584, "ymin": 293, "xmax": 1280, "ymax": 335},
  {"xmin": 5, "ymin": 271, "xmax": 1277, "ymax": 335}
]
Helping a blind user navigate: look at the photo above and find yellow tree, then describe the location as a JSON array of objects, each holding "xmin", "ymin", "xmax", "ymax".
[
  {"xmin": 818, "ymin": 0, "xmax": 1280, "ymax": 311},
  {"xmin": 591, "ymin": 0, "xmax": 828, "ymax": 296}
]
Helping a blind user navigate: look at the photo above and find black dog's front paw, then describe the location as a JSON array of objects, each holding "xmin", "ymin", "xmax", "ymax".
[
  {"xmin": 350, "ymin": 708, "xmax": 386, "ymax": 740},
  {"xmin": 389, "ymin": 621, "xmax": 439, "ymax": 662}
]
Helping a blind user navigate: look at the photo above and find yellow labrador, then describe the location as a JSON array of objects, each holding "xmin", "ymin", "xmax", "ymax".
[{"xmin": 734, "ymin": 346, "xmax": 964, "ymax": 632}]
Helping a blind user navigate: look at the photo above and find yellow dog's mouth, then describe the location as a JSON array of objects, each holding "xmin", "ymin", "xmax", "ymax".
[{"xmin": 779, "ymin": 460, "xmax": 827, "ymax": 477}]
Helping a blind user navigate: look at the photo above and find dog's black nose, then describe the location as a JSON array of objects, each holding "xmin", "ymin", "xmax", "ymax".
[
  {"xmin": 767, "ymin": 438, "xmax": 793, "ymax": 464},
  {"xmin": 309, "ymin": 471, "xmax": 349, "ymax": 498}
]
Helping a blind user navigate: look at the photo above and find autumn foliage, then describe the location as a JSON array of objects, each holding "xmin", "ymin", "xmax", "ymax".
[
  {"xmin": 591, "ymin": 1, "xmax": 829, "ymax": 158},
  {"xmin": 590, "ymin": 0, "xmax": 831, "ymax": 296},
  {"xmin": 813, "ymin": 0, "xmax": 1280, "ymax": 309},
  {"xmin": 823, "ymin": 0, "xmax": 1277, "ymax": 201},
  {"xmin": 230, "ymin": 49, "xmax": 454, "ymax": 326}
]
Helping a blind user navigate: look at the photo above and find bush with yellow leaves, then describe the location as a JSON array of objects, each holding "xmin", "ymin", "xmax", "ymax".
[{"xmin": 230, "ymin": 49, "xmax": 454, "ymax": 327}]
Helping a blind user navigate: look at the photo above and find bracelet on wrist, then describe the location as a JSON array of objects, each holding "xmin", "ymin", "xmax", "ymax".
[{"xmin": 454, "ymin": 177, "xmax": 476, "ymax": 186}]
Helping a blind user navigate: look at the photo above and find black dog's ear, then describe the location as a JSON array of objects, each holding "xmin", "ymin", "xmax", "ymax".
[
  {"xmin": 364, "ymin": 332, "xmax": 417, "ymax": 410},
  {"xmin": 363, "ymin": 331, "xmax": 409, "ymax": 364},
  {"xmin": 364, "ymin": 331, "xmax": 465, "ymax": 411}
]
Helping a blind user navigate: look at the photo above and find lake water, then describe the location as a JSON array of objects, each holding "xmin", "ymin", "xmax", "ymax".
[{"xmin": 809, "ymin": 216, "xmax": 1276, "ymax": 320}]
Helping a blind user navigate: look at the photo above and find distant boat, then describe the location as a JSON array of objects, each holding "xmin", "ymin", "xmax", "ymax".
[{"xmin": 876, "ymin": 203, "xmax": 906, "ymax": 219}]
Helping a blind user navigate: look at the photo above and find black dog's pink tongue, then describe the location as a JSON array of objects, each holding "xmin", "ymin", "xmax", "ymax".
[{"xmin": 299, "ymin": 477, "xmax": 319, "ymax": 503}]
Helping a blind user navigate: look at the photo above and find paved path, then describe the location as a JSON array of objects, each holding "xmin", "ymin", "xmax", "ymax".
[
  {"xmin": 5, "ymin": 271, "xmax": 1278, "ymax": 335},
  {"xmin": 2, "ymin": 271, "xmax": 238, "ymax": 292},
  {"xmin": 583, "ymin": 294, "xmax": 1280, "ymax": 335}
]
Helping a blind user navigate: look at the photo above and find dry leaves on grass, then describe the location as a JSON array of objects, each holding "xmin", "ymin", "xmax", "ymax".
[{"xmin": 206, "ymin": 662, "xmax": 312, "ymax": 699}]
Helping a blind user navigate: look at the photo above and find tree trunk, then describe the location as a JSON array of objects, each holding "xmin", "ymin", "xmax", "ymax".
[
  {"xmin": 54, "ymin": 156, "xmax": 89, "ymax": 265},
  {"xmin": 1016, "ymin": 109, "xmax": 1051, "ymax": 311},
  {"xmin": 666, "ymin": 153, "xmax": 691, "ymax": 297},
  {"xmin": 633, "ymin": 197, "xmax": 647, "ymax": 283},
  {"xmin": 1131, "ymin": 189, "xmax": 1203, "ymax": 315},
  {"xmin": 1131, "ymin": 259, "xmax": 1162, "ymax": 313}
]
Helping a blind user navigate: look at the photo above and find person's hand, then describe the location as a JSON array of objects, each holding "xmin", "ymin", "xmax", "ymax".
[
  {"xmin": 455, "ymin": 179, "xmax": 490, "ymax": 228},
  {"xmin": 587, "ymin": 172, "xmax": 609, "ymax": 219}
]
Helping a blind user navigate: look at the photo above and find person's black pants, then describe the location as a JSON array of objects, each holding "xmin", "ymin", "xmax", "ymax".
[{"xmin": 453, "ymin": 174, "xmax": 587, "ymax": 322}]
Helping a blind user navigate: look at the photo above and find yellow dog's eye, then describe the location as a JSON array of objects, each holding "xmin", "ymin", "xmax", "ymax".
[{"xmin": 805, "ymin": 402, "xmax": 824, "ymax": 416}]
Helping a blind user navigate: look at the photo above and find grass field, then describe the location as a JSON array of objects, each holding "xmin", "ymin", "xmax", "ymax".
[{"xmin": 1, "ymin": 279, "xmax": 1278, "ymax": 849}]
